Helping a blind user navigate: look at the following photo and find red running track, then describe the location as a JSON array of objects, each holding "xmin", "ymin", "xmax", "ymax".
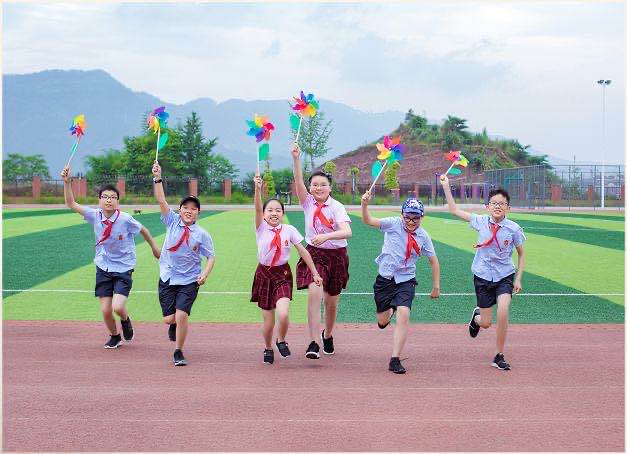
[{"xmin": 3, "ymin": 321, "xmax": 624, "ymax": 452}]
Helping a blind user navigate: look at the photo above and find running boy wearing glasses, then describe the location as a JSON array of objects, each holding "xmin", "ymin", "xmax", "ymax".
[
  {"xmin": 61, "ymin": 165, "xmax": 161, "ymax": 348},
  {"xmin": 440, "ymin": 175, "xmax": 525, "ymax": 370},
  {"xmin": 361, "ymin": 192, "xmax": 440, "ymax": 374}
]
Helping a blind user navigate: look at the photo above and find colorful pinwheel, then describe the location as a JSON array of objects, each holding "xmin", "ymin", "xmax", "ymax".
[
  {"xmin": 148, "ymin": 106, "xmax": 169, "ymax": 161},
  {"xmin": 246, "ymin": 114, "xmax": 274, "ymax": 142},
  {"xmin": 66, "ymin": 114, "xmax": 87, "ymax": 166},
  {"xmin": 290, "ymin": 91, "xmax": 319, "ymax": 142},
  {"xmin": 442, "ymin": 150, "xmax": 469, "ymax": 177},
  {"xmin": 370, "ymin": 136, "xmax": 405, "ymax": 192},
  {"xmin": 246, "ymin": 114, "xmax": 274, "ymax": 174}
]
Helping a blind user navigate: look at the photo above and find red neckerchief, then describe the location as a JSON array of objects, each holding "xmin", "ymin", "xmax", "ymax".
[
  {"xmin": 405, "ymin": 230, "xmax": 421, "ymax": 264},
  {"xmin": 313, "ymin": 201, "xmax": 334, "ymax": 231},
  {"xmin": 269, "ymin": 226, "xmax": 283, "ymax": 267},
  {"xmin": 474, "ymin": 221, "xmax": 501, "ymax": 251},
  {"xmin": 95, "ymin": 210, "xmax": 120, "ymax": 246},
  {"xmin": 168, "ymin": 225, "xmax": 191, "ymax": 252}
]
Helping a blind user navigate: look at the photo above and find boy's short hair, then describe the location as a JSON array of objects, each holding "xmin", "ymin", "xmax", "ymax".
[
  {"xmin": 488, "ymin": 188, "xmax": 510, "ymax": 204},
  {"xmin": 263, "ymin": 198, "xmax": 285, "ymax": 212},
  {"xmin": 308, "ymin": 171, "xmax": 333, "ymax": 185},
  {"xmin": 98, "ymin": 184, "xmax": 120, "ymax": 199},
  {"xmin": 179, "ymin": 195, "xmax": 201, "ymax": 210}
]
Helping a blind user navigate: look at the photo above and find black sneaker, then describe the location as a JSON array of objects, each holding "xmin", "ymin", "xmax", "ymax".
[
  {"xmin": 377, "ymin": 321, "xmax": 390, "ymax": 329},
  {"xmin": 468, "ymin": 307, "xmax": 481, "ymax": 338},
  {"xmin": 168, "ymin": 323, "xmax": 177, "ymax": 342},
  {"xmin": 321, "ymin": 330, "xmax": 335, "ymax": 355},
  {"xmin": 305, "ymin": 341, "xmax": 320, "ymax": 359},
  {"xmin": 389, "ymin": 357, "xmax": 406, "ymax": 374},
  {"xmin": 121, "ymin": 317, "xmax": 134, "ymax": 342},
  {"xmin": 104, "ymin": 334, "xmax": 122, "ymax": 349},
  {"xmin": 492, "ymin": 353, "xmax": 511, "ymax": 371},
  {"xmin": 173, "ymin": 349, "xmax": 187, "ymax": 366},
  {"xmin": 275, "ymin": 340, "xmax": 291, "ymax": 357},
  {"xmin": 263, "ymin": 349, "xmax": 274, "ymax": 364}
]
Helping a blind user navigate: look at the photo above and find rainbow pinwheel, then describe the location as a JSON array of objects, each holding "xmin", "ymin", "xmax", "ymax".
[
  {"xmin": 246, "ymin": 114, "xmax": 274, "ymax": 143},
  {"xmin": 442, "ymin": 150, "xmax": 469, "ymax": 176},
  {"xmin": 290, "ymin": 91, "xmax": 319, "ymax": 142},
  {"xmin": 148, "ymin": 106, "xmax": 169, "ymax": 161},
  {"xmin": 246, "ymin": 114, "xmax": 274, "ymax": 174},
  {"xmin": 369, "ymin": 136, "xmax": 405, "ymax": 191},
  {"xmin": 66, "ymin": 114, "xmax": 87, "ymax": 166}
]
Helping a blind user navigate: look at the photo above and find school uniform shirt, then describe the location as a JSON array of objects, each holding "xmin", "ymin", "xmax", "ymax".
[
  {"xmin": 375, "ymin": 217, "xmax": 436, "ymax": 283},
  {"xmin": 256, "ymin": 220, "xmax": 304, "ymax": 266},
  {"xmin": 83, "ymin": 207, "xmax": 143, "ymax": 273},
  {"xmin": 470, "ymin": 214, "xmax": 526, "ymax": 282},
  {"xmin": 159, "ymin": 209, "xmax": 215, "ymax": 286},
  {"xmin": 302, "ymin": 193, "xmax": 351, "ymax": 249}
]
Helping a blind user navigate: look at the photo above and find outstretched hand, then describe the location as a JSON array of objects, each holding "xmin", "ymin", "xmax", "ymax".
[
  {"xmin": 254, "ymin": 174, "xmax": 263, "ymax": 190},
  {"xmin": 361, "ymin": 190, "xmax": 372, "ymax": 205},
  {"xmin": 152, "ymin": 161, "xmax": 162, "ymax": 179},
  {"xmin": 291, "ymin": 143, "xmax": 300, "ymax": 159},
  {"xmin": 61, "ymin": 166, "xmax": 71, "ymax": 183}
]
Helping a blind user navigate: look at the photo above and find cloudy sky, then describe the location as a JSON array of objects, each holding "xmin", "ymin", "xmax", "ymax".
[{"xmin": 3, "ymin": 1, "xmax": 624, "ymax": 164}]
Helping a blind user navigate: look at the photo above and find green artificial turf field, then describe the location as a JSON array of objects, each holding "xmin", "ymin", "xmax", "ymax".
[{"xmin": 3, "ymin": 207, "xmax": 624, "ymax": 324}]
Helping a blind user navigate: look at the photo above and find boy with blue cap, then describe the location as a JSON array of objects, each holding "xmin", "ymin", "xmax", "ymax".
[{"xmin": 361, "ymin": 190, "xmax": 440, "ymax": 374}]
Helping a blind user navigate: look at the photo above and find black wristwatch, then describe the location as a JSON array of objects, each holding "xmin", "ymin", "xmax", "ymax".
[{"xmin": 153, "ymin": 178, "xmax": 162, "ymax": 183}]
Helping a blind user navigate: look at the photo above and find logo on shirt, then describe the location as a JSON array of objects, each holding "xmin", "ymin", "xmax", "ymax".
[
  {"xmin": 284, "ymin": 239, "xmax": 289, "ymax": 246},
  {"xmin": 118, "ymin": 235, "xmax": 124, "ymax": 240},
  {"xmin": 504, "ymin": 239, "xmax": 509, "ymax": 247},
  {"xmin": 192, "ymin": 245, "xmax": 199, "ymax": 252}
]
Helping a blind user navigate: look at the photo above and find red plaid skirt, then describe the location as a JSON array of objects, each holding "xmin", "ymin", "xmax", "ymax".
[
  {"xmin": 250, "ymin": 263, "xmax": 293, "ymax": 310},
  {"xmin": 296, "ymin": 245, "xmax": 349, "ymax": 296}
]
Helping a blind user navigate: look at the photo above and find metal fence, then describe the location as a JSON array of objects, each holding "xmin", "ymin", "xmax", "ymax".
[{"xmin": 550, "ymin": 164, "xmax": 624, "ymax": 208}]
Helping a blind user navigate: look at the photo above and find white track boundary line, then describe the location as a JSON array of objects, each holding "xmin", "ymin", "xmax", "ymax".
[{"xmin": 2, "ymin": 289, "xmax": 624, "ymax": 297}]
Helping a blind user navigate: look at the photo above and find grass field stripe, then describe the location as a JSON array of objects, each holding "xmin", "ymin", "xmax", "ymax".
[{"xmin": 3, "ymin": 288, "xmax": 624, "ymax": 297}]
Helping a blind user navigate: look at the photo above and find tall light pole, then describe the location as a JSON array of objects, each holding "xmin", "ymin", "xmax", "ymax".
[{"xmin": 597, "ymin": 79, "xmax": 611, "ymax": 208}]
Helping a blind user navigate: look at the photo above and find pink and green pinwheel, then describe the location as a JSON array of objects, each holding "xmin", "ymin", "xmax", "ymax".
[
  {"xmin": 443, "ymin": 150, "xmax": 469, "ymax": 176},
  {"xmin": 370, "ymin": 136, "xmax": 405, "ymax": 191},
  {"xmin": 246, "ymin": 114, "xmax": 275, "ymax": 143}
]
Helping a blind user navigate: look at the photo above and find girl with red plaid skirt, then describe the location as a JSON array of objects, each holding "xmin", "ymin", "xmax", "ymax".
[{"xmin": 251, "ymin": 175, "xmax": 322, "ymax": 365}]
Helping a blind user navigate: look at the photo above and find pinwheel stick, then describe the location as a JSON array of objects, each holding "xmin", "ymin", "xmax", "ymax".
[
  {"xmin": 368, "ymin": 161, "xmax": 387, "ymax": 193},
  {"xmin": 65, "ymin": 136, "xmax": 82, "ymax": 167},
  {"xmin": 441, "ymin": 161, "xmax": 456, "ymax": 179},
  {"xmin": 155, "ymin": 128, "xmax": 161, "ymax": 162},
  {"xmin": 295, "ymin": 115, "xmax": 303, "ymax": 143}
]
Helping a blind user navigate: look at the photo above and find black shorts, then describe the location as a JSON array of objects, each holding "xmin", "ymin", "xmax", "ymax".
[
  {"xmin": 95, "ymin": 267, "xmax": 133, "ymax": 298},
  {"xmin": 473, "ymin": 273, "xmax": 515, "ymax": 308},
  {"xmin": 373, "ymin": 275, "xmax": 417, "ymax": 313},
  {"xmin": 158, "ymin": 279, "xmax": 200, "ymax": 316}
]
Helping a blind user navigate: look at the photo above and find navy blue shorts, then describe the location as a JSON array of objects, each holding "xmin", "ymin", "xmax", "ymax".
[
  {"xmin": 158, "ymin": 279, "xmax": 200, "ymax": 316},
  {"xmin": 95, "ymin": 267, "xmax": 133, "ymax": 298},
  {"xmin": 373, "ymin": 275, "xmax": 417, "ymax": 313},
  {"xmin": 473, "ymin": 273, "xmax": 515, "ymax": 308}
]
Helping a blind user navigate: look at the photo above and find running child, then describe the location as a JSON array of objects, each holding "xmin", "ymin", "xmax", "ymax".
[
  {"xmin": 152, "ymin": 161, "xmax": 216, "ymax": 366},
  {"xmin": 440, "ymin": 175, "xmax": 525, "ymax": 370},
  {"xmin": 61, "ymin": 165, "xmax": 161, "ymax": 348},
  {"xmin": 251, "ymin": 175, "xmax": 323, "ymax": 364},
  {"xmin": 291, "ymin": 143, "xmax": 352, "ymax": 359},
  {"xmin": 361, "ymin": 191, "xmax": 440, "ymax": 374}
]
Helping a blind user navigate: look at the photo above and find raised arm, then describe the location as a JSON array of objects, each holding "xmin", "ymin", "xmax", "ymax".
[
  {"xmin": 152, "ymin": 161, "xmax": 170, "ymax": 217},
  {"xmin": 253, "ymin": 174, "xmax": 264, "ymax": 229},
  {"xmin": 140, "ymin": 226, "xmax": 161, "ymax": 259},
  {"xmin": 61, "ymin": 165, "xmax": 86, "ymax": 216},
  {"xmin": 291, "ymin": 143, "xmax": 308, "ymax": 205},
  {"xmin": 360, "ymin": 190, "xmax": 381, "ymax": 228},
  {"xmin": 439, "ymin": 175, "xmax": 472, "ymax": 222}
]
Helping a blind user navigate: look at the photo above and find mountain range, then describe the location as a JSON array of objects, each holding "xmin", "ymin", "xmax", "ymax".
[{"xmin": 2, "ymin": 69, "xmax": 405, "ymax": 176}]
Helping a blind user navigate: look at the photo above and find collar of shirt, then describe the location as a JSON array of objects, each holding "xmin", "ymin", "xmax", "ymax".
[
  {"xmin": 313, "ymin": 194, "xmax": 334, "ymax": 207},
  {"xmin": 98, "ymin": 209, "xmax": 120, "ymax": 222},
  {"xmin": 176, "ymin": 219, "xmax": 197, "ymax": 231}
]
